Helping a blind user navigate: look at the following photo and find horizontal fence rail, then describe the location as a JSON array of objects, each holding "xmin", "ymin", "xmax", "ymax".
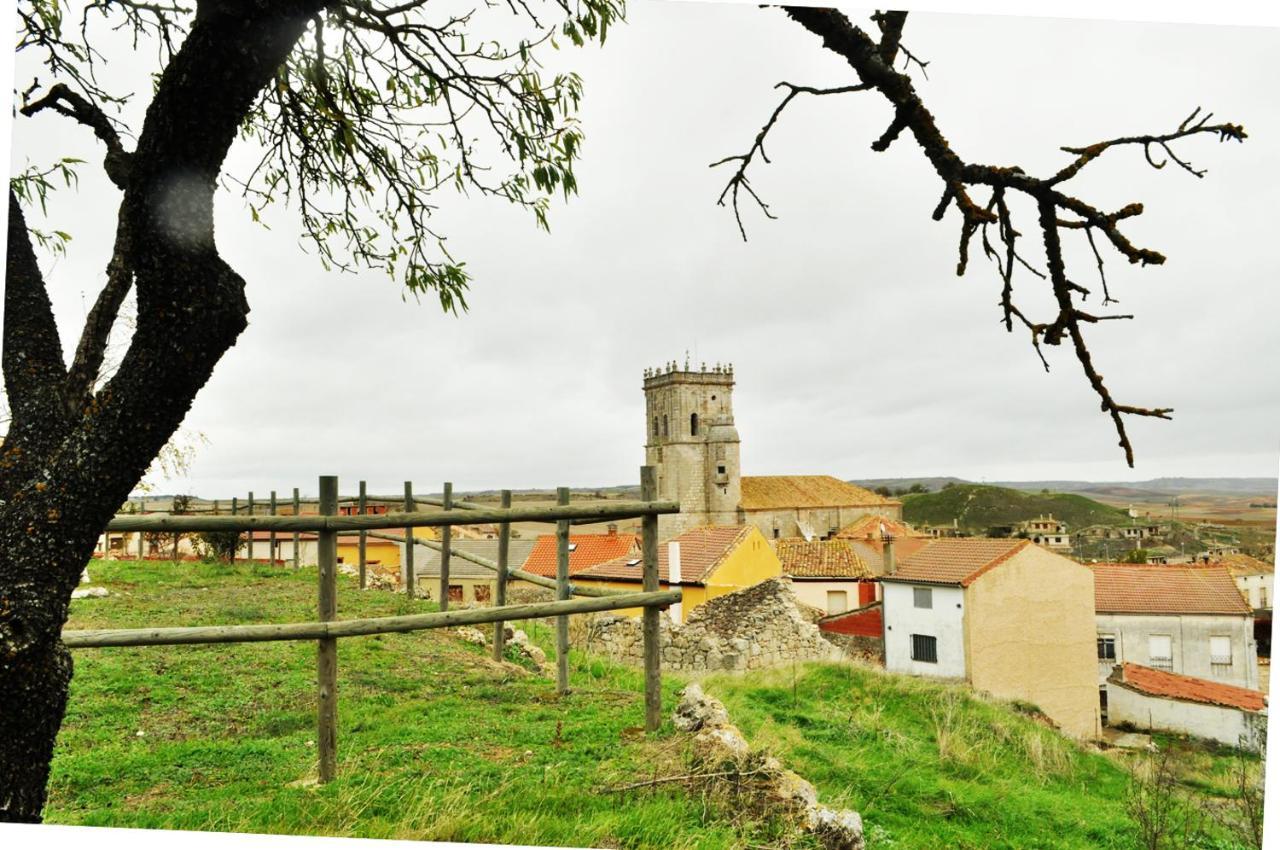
[
  {"xmin": 105, "ymin": 500, "xmax": 679, "ymax": 533},
  {"xmin": 62, "ymin": 589, "xmax": 680, "ymax": 648},
  {"xmin": 365, "ymin": 530, "xmax": 626, "ymax": 599},
  {"xmin": 86, "ymin": 468, "xmax": 673, "ymax": 784}
]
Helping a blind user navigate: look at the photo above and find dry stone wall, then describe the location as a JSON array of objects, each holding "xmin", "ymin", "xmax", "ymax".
[{"xmin": 586, "ymin": 577, "xmax": 844, "ymax": 673}]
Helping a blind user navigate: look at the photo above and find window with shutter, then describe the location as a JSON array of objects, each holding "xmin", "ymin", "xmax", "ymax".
[
  {"xmin": 1148, "ymin": 634, "xmax": 1173, "ymax": 669},
  {"xmin": 1210, "ymin": 635, "xmax": 1232, "ymax": 666}
]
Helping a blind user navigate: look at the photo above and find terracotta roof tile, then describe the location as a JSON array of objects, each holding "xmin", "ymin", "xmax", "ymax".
[
  {"xmin": 1211, "ymin": 553, "xmax": 1275, "ymax": 577},
  {"xmin": 1090, "ymin": 563, "xmax": 1250, "ymax": 616},
  {"xmin": 775, "ymin": 538, "xmax": 871, "ymax": 579},
  {"xmin": 520, "ymin": 532, "xmax": 637, "ymax": 578},
  {"xmin": 834, "ymin": 515, "xmax": 927, "ymax": 541},
  {"xmin": 847, "ymin": 536, "xmax": 930, "ymax": 577},
  {"xmin": 883, "ymin": 538, "xmax": 1031, "ymax": 586},
  {"xmin": 575, "ymin": 526, "xmax": 755, "ymax": 585},
  {"xmin": 739, "ymin": 475, "xmax": 899, "ymax": 510},
  {"xmin": 1111, "ymin": 663, "xmax": 1266, "ymax": 712}
]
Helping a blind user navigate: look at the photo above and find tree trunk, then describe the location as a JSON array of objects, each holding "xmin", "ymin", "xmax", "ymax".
[{"xmin": 0, "ymin": 0, "xmax": 327, "ymax": 821}]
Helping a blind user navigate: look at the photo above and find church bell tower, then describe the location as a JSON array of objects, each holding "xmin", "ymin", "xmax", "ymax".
[{"xmin": 643, "ymin": 358, "xmax": 742, "ymax": 537}]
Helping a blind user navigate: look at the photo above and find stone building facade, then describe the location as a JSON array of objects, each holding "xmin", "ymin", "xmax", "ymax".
[
  {"xmin": 642, "ymin": 361, "xmax": 900, "ymax": 539},
  {"xmin": 644, "ymin": 362, "xmax": 741, "ymax": 537}
]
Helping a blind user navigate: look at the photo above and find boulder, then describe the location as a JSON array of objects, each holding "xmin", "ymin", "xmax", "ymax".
[
  {"xmin": 673, "ymin": 683, "xmax": 729, "ymax": 732},
  {"xmin": 456, "ymin": 627, "xmax": 487, "ymax": 647}
]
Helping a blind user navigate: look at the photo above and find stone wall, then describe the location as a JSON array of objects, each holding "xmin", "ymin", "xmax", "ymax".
[{"xmin": 584, "ymin": 577, "xmax": 844, "ymax": 673}]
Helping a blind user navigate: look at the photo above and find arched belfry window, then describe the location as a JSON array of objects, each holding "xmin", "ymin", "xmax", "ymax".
[
  {"xmin": 662, "ymin": 415, "xmax": 669, "ymax": 437},
  {"xmin": 653, "ymin": 417, "xmax": 659, "ymax": 437},
  {"xmin": 690, "ymin": 413, "xmax": 699, "ymax": 437}
]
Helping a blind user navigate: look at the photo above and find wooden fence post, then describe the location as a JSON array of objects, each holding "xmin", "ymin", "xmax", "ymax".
[
  {"xmin": 317, "ymin": 475, "xmax": 339, "ymax": 782},
  {"xmin": 358, "ymin": 480, "xmax": 367, "ymax": 589},
  {"xmin": 269, "ymin": 491, "xmax": 277, "ymax": 566},
  {"xmin": 230, "ymin": 496, "xmax": 238, "ymax": 565},
  {"xmin": 493, "ymin": 489, "xmax": 512, "ymax": 662},
  {"xmin": 136, "ymin": 498, "xmax": 145, "ymax": 560},
  {"xmin": 555, "ymin": 486, "xmax": 571, "ymax": 695},
  {"xmin": 439, "ymin": 482, "xmax": 453, "ymax": 611},
  {"xmin": 641, "ymin": 466, "xmax": 661, "ymax": 732},
  {"xmin": 246, "ymin": 492, "xmax": 255, "ymax": 562},
  {"xmin": 292, "ymin": 488, "xmax": 301, "ymax": 568},
  {"xmin": 403, "ymin": 481, "xmax": 415, "ymax": 598}
]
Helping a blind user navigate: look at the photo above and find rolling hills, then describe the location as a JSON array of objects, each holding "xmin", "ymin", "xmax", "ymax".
[{"xmin": 900, "ymin": 483, "xmax": 1129, "ymax": 532}]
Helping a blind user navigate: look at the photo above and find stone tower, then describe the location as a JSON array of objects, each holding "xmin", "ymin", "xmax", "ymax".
[{"xmin": 643, "ymin": 359, "xmax": 741, "ymax": 537}]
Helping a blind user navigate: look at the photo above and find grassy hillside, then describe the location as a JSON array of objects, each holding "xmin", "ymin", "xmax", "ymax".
[
  {"xmin": 46, "ymin": 560, "xmax": 796, "ymax": 847},
  {"xmin": 48, "ymin": 560, "xmax": 1258, "ymax": 848},
  {"xmin": 902, "ymin": 484, "xmax": 1128, "ymax": 531},
  {"xmin": 706, "ymin": 664, "xmax": 1255, "ymax": 850}
]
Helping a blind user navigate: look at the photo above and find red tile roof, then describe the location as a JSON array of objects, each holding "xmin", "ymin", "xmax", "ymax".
[
  {"xmin": 575, "ymin": 526, "xmax": 754, "ymax": 585},
  {"xmin": 739, "ymin": 475, "xmax": 899, "ymax": 510},
  {"xmin": 520, "ymin": 532, "xmax": 637, "ymax": 578},
  {"xmin": 1111, "ymin": 663, "xmax": 1266, "ymax": 712},
  {"xmin": 1090, "ymin": 563, "xmax": 1251, "ymax": 616},
  {"xmin": 775, "ymin": 538, "xmax": 871, "ymax": 579},
  {"xmin": 834, "ymin": 515, "xmax": 926, "ymax": 541},
  {"xmin": 847, "ymin": 536, "xmax": 931, "ymax": 577},
  {"xmin": 884, "ymin": 538, "xmax": 1031, "ymax": 586}
]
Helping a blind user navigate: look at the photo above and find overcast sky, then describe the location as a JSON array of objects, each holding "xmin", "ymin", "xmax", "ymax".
[{"xmin": 6, "ymin": 2, "xmax": 1280, "ymax": 498}]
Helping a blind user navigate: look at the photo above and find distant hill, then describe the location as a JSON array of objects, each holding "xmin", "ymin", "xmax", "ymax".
[
  {"xmin": 854, "ymin": 477, "xmax": 1277, "ymax": 500},
  {"xmin": 853, "ymin": 476, "xmax": 970, "ymax": 494},
  {"xmin": 900, "ymin": 484, "xmax": 1129, "ymax": 532}
]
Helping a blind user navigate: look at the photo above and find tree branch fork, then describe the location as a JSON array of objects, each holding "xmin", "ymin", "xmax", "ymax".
[{"xmin": 713, "ymin": 7, "xmax": 1246, "ymax": 467}]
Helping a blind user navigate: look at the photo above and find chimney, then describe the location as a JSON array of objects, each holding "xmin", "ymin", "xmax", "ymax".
[
  {"xmin": 882, "ymin": 533, "xmax": 897, "ymax": 576},
  {"xmin": 668, "ymin": 541, "xmax": 683, "ymax": 623},
  {"xmin": 607, "ymin": 522, "xmax": 618, "ymax": 536}
]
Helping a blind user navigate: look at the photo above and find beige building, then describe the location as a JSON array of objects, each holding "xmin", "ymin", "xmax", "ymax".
[
  {"xmin": 882, "ymin": 538, "xmax": 1099, "ymax": 739},
  {"xmin": 643, "ymin": 361, "xmax": 900, "ymax": 539}
]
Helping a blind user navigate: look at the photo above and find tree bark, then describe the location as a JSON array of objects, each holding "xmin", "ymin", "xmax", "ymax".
[{"xmin": 0, "ymin": 0, "xmax": 328, "ymax": 822}]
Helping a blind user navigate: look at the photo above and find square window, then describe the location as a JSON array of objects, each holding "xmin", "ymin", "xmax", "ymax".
[
  {"xmin": 1210, "ymin": 635, "xmax": 1232, "ymax": 666},
  {"xmin": 913, "ymin": 587, "xmax": 933, "ymax": 609},
  {"xmin": 1097, "ymin": 635, "xmax": 1116, "ymax": 661},
  {"xmin": 911, "ymin": 634, "xmax": 938, "ymax": 663},
  {"xmin": 826, "ymin": 590, "xmax": 848, "ymax": 615}
]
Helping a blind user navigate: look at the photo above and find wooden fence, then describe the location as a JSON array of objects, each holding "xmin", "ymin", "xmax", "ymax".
[{"xmin": 68, "ymin": 468, "xmax": 679, "ymax": 783}]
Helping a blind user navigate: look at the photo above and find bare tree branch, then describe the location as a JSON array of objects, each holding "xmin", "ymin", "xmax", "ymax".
[
  {"xmin": 20, "ymin": 83, "xmax": 133, "ymax": 188},
  {"xmin": 716, "ymin": 6, "xmax": 1245, "ymax": 466}
]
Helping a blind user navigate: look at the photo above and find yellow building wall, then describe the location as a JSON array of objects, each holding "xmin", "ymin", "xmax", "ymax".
[
  {"xmin": 571, "ymin": 527, "xmax": 782, "ymax": 622},
  {"xmin": 963, "ymin": 546, "xmax": 1100, "ymax": 740},
  {"xmin": 336, "ymin": 538, "xmax": 403, "ymax": 569}
]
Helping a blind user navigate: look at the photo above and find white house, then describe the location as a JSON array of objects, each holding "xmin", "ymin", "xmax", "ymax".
[
  {"xmin": 1091, "ymin": 563, "xmax": 1258, "ymax": 691},
  {"xmin": 1014, "ymin": 515, "xmax": 1071, "ymax": 551},
  {"xmin": 1105, "ymin": 662, "xmax": 1266, "ymax": 750},
  {"xmin": 881, "ymin": 537, "xmax": 1099, "ymax": 739},
  {"xmin": 1212, "ymin": 553, "xmax": 1274, "ymax": 612}
]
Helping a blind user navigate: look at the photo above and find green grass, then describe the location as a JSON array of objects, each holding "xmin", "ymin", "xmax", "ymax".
[
  {"xmin": 703, "ymin": 663, "xmax": 1256, "ymax": 850},
  {"xmin": 48, "ymin": 560, "xmax": 1259, "ymax": 849},
  {"xmin": 902, "ymin": 484, "xmax": 1129, "ymax": 532},
  {"xmin": 47, "ymin": 560, "xmax": 797, "ymax": 847}
]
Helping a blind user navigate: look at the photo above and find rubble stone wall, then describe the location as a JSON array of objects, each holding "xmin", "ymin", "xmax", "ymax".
[{"xmin": 584, "ymin": 577, "xmax": 844, "ymax": 673}]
